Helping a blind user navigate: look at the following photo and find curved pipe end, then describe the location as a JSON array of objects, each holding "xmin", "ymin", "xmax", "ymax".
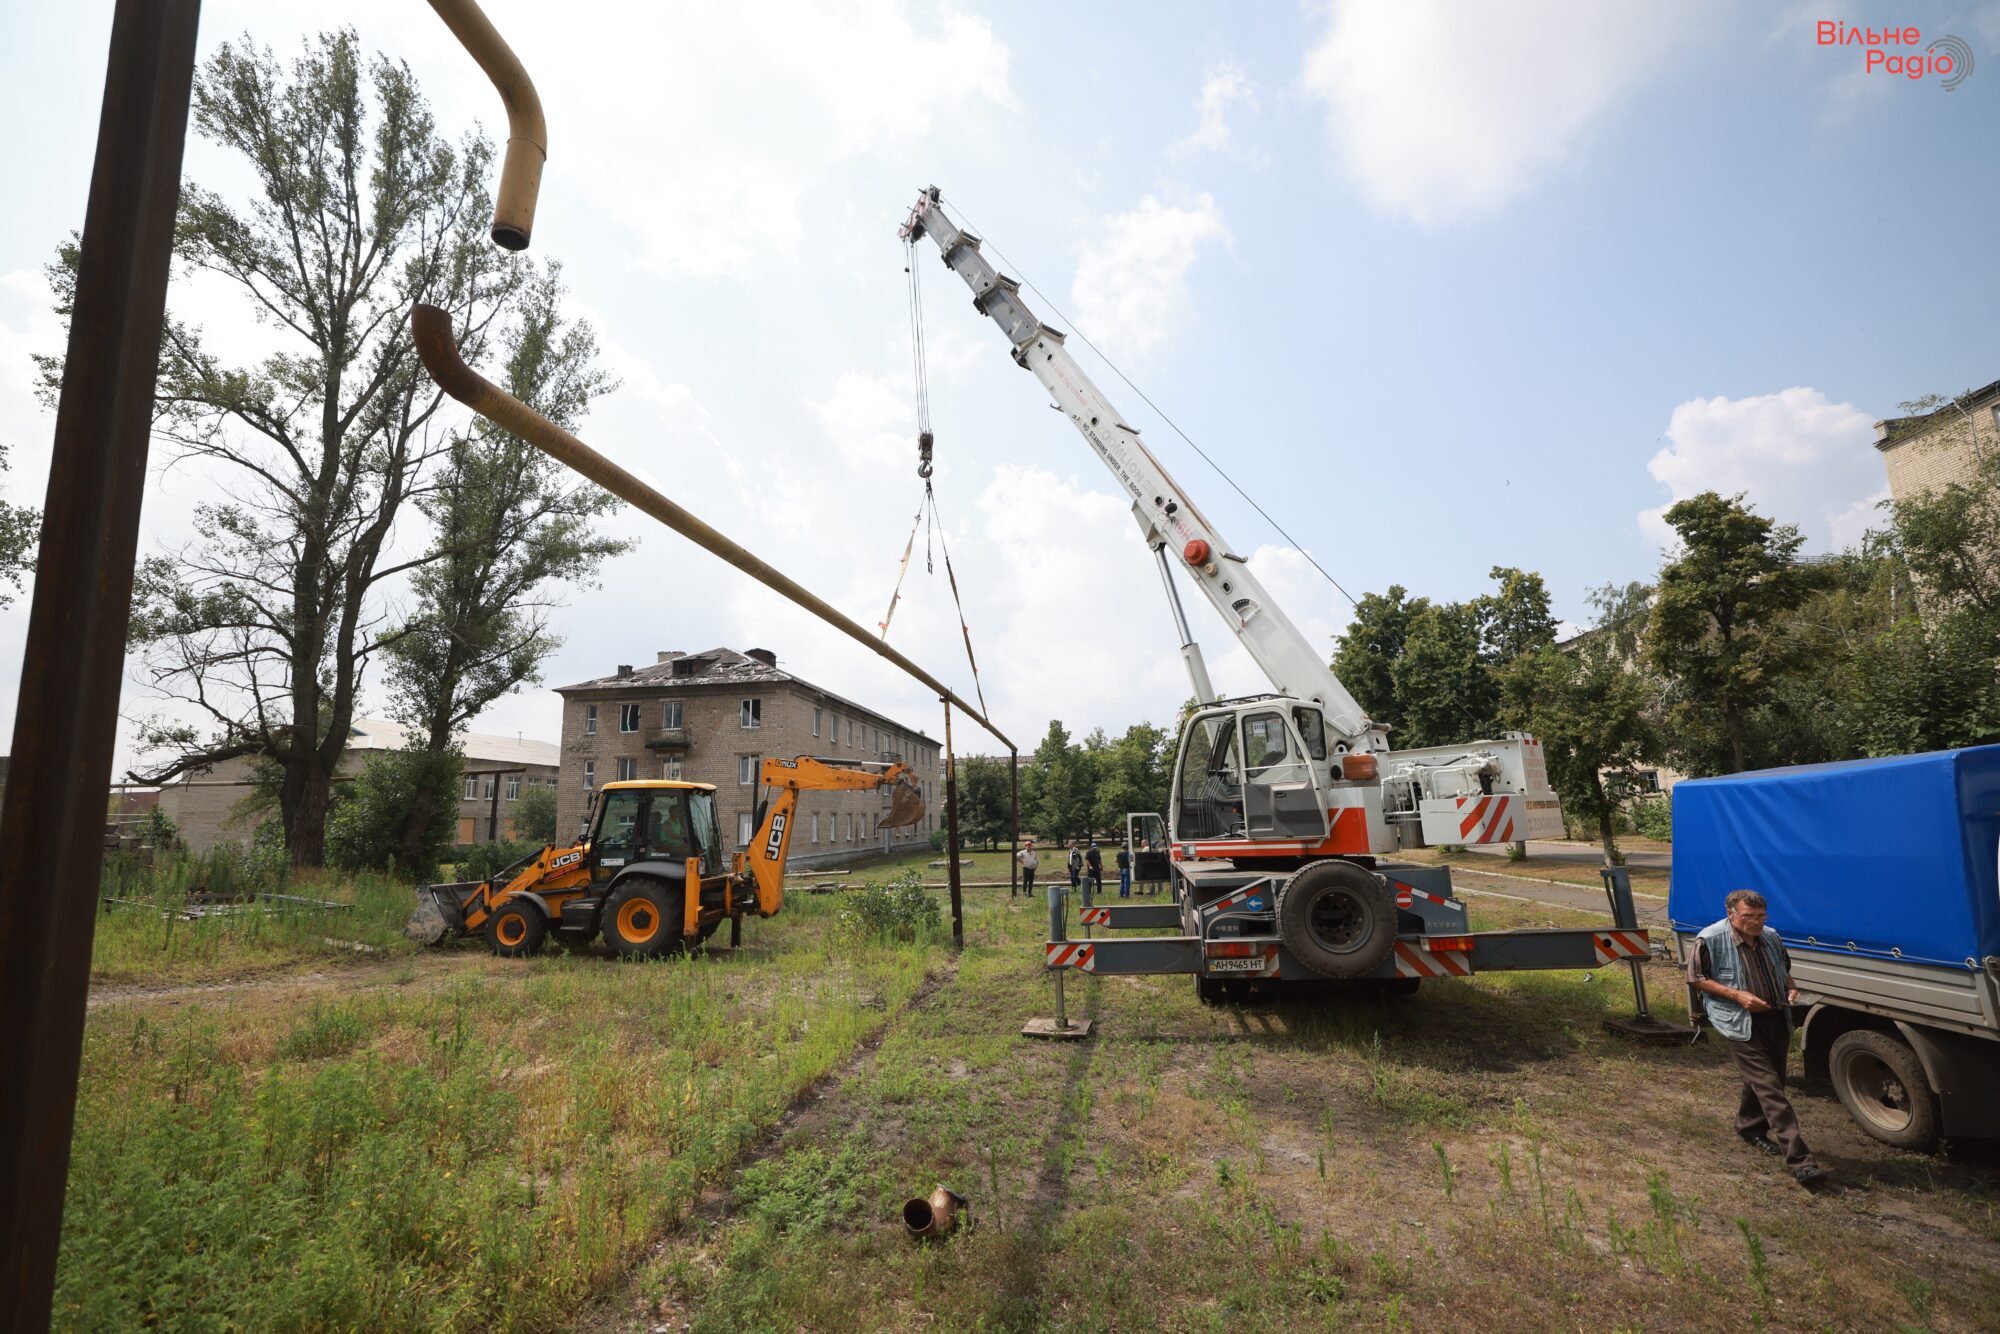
[{"xmin": 410, "ymin": 304, "xmax": 492, "ymax": 409}]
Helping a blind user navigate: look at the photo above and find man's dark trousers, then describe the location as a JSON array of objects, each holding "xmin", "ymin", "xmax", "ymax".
[{"xmin": 1728, "ymin": 1011, "xmax": 1814, "ymax": 1167}]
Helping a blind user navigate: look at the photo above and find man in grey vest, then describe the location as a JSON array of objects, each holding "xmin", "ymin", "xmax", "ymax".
[{"xmin": 1688, "ymin": 889, "xmax": 1832, "ymax": 1187}]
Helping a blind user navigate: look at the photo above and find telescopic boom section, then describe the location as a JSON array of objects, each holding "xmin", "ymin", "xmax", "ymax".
[{"xmin": 899, "ymin": 188, "xmax": 1373, "ymax": 743}]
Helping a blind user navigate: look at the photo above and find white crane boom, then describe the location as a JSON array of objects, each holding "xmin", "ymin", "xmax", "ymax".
[{"xmin": 899, "ymin": 189, "xmax": 1374, "ymax": 744}]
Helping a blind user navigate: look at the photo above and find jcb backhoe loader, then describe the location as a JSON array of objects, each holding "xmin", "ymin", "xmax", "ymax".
[{"xmin": 405, "ymin": 757, "xmax": 926, "ymax": 959}]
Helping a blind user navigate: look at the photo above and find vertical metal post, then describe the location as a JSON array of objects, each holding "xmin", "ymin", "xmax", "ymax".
[
  {"xmin": 1008, "ymin": 747, "xmax": 1019, "ymax": 896},
  {"xmin": 941, "ymin": 699, "xmax": 963, "ymax": 948},
  {"xmin": 488, "ymin": 773, "xmax": 501, "ymax": 842},
  {"xmin": 1600, "ymin": 864, "xmax": 1653, "ymax": 1020},
  {"xmin": 0, "ymin": 2, "xmax": 201, "ymax": 1324}
]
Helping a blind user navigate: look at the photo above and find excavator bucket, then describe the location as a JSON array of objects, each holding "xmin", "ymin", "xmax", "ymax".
[
  {"xmin": 880, "ymin": 775, "xmax": 927, "ymax": 829},
  {"xmin": 405, "ymin": 883, "xmax": 470, "ymax": 945}
]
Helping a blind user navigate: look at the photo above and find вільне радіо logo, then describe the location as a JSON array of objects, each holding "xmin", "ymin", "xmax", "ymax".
[{"xmin": 1818, "ymin": 23, "xmax": 1974, "ymax": 89}]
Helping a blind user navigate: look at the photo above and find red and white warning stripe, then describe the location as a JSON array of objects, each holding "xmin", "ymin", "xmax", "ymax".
[
  {"xmin": 1204, "ymin": 883, "xmax": 1270, "ymax": 916},
  {"xmin": 1393, "ymin": 882, "xmax": 1452, "ymax": 909},
  {"xmin": 1592, "ymin": 930, "xmax": 1649, "ymax": 965},
  {"xmin": 1080, "ymin": 907, "xmax": 1113, "ymax": 926},
  {"xmin": 1045, "ymin": 941, "xmax": 1097, "ymax": 971},
  {"xmin": 1392, "ymin": 940, "xmax": 1473, "ymax": 979},
  {"xmin": 1453, "ymin": 793, "xmax": 1517, "ymax": 845}
]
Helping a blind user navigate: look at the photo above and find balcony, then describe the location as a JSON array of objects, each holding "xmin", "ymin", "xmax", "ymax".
[{"xmin": 645, "ymin": 725, "xmax": 694, "ymax": 752}]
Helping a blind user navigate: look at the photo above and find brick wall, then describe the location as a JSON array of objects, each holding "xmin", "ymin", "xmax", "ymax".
[
  {"xmin": 1877, "ymin": 396, "xmax": 1998, "ymax": 502},
  {"xmin": 557, "ymin": 679, "xmax": 941, "ymax": 869}
]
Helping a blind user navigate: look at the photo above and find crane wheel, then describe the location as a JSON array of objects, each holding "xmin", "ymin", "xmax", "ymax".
[
  {"xmin": 604, "ymin": 877, "xmax": 684, "ymax": 959},
  {"xmin": 484, "ymin": 896, "xmax": 548, "ymax": 958},
  {"xmin": 1276, "ymin": 860, "xmax": 1396, "ymax": 980}
]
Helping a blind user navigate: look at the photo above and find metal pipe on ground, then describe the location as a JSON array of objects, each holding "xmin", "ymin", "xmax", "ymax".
[
  {"xmin": 425, "ymin": 0, "xmax": 545, "ymax": 250},
  {"xmin": 902, "ymin": 1184, "xmax": 967, "ymax": 1241},
  {"xmin": 0, "ymin": 1, "xmax": 202, "ymax": 1322},
  {"xmin": 408, "ymin": 305, "xmax": 1013, "ymax": 758}
]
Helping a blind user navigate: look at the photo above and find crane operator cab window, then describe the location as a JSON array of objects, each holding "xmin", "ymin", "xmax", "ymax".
[
  {"xmin": 1291, "ymin": 707, "xmax": 1328, "ymax": 762},
  {"xmin": 1242, "ymin": 711, "xmax": 1330, "ymax": 840},
  {"xmin": 1176, "ymin": 711, "xmax": 1245, "ymax": 840}
]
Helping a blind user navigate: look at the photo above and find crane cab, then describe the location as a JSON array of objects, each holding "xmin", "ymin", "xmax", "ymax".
[{"xmin": 1170, "ymin": 698, "xmax": 1388, "ymax": 866}]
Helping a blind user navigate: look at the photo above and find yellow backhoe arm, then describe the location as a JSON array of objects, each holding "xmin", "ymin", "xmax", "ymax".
[{"xmin": 739, "ymin": 756, "xmax": 926, "ymax": 917}]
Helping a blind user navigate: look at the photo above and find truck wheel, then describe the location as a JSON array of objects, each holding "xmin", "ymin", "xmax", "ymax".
[
  {"xmin": 604, "ymin": 878, "xmax": 683, "ymax": 959},
  {"xmin": 483, "ymin": 897, "xmax": 548, "ymax": 958},
  {"xmin": 1276, "ymin": 860, "xmax": 1397, "ymax": 980},
  {"xmin": 1829, "ymin": 1029, "xmax": 1939, "ymax": 1151}
]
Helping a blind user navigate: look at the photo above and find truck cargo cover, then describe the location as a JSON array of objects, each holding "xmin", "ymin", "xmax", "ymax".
[{"xmin": 1669, "ymin": 745, "xmax": 2000, "ymax": 969}]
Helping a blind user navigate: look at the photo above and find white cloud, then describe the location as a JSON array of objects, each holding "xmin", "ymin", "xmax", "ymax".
[
  {"xmin": 1069, "ymin": 195, "xmax": 1230, "ymax": 357},
  {"xmin": 1174, "ymin": 61, "xmax": 1260, "ymax": 160},
  {"xmin": 1299, "ymin": 0, "xmax": 1715, "ymax": 225},
  {"xmin": 1638, "ymin": 387, "xmax": 1884, "ymax": 553}
]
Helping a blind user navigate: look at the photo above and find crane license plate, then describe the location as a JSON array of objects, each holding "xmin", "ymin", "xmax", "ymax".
[{"xmin": 1207, "ymin": 957, "xmax": 1267, "ymax": 973}]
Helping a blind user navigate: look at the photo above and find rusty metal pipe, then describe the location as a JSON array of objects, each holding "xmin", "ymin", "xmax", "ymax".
[
  {"xmin": 409, "ymin": 304, "xmax": 1014, "ymax": 754},
  {"xmin": 902, "ymin": 1184, "xmax": 966, "ymax": 1241},
  {"xmin": 427, "ymin": 0, "xmax": 545, "ymax": 250}
]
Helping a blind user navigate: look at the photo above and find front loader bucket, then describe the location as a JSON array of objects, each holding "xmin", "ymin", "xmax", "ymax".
[
  {"xmin": 405, "ymin": 883, "xmax": 471, "ymax": 945},
  {"xmin": 881, "ymin": 776, "xmax": 927, "ymax": 829}
]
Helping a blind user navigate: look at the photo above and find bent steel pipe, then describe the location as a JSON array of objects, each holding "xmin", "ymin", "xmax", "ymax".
[
  {"xmin": 427, "ymin": 0, "xmax": 546, "ymax": 250},
  {"xmin": 409, "ymin": 304, "xmax": 1014, "ymax": 755},
  {"xmin": 902, "ymin": 1184, "xmax": 966, "ymax": 1241}
]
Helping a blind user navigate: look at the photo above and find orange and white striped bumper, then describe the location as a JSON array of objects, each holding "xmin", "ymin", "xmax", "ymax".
[{"xmin": 1592, "ymin": 930, "xmax": 1650, "ymax": 965}]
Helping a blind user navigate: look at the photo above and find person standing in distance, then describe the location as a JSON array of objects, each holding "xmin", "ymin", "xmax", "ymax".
[
  {"xmin": 1688, "ymin": 889, "xmax": 1832, "ymax": 1188},
  {"xmin": 1015, "ymin": 838, "xmax": 1038, "ymax": 899},
  {"xmin": 1116, "ymin": 842, "xmax": 1132, "ymax": 899}
]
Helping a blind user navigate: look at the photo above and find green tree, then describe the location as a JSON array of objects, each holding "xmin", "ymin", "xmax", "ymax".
[
  {"xmin": 1835, "ymin": 612, "xmax": 2000, "ymax": 755},
  {"xmin": 512, "ymin": 781, "xmax": 559, "ymax": 845},
  {"xmin": 385, "ymin": 265, "xmax": 624, "ymax": 870},
  {"xmin": 0, "ymin": 443, "xmax": 40, "ymax": 606},
  {"xmin": 325, "ymin": 746, "xmax": 464, "ymax": 880},
  {"xmin": 1479, "ymin": 565, "xmax": 1558, "ymax": 663},
  {"xmin": 1332, "ymin": 585, "xmax": 1429, "ymax": 733},
  {"xmin": 1090, "ymin": 722, "xmax": 1170, "ymax": 832},
  {"xmin": 1027, "ymin": 720, "xmax": 1094, "ymax": 839},
  {"xmin": 1648, "ymin": 492, "xmax": 1817, "ymax": 774},
  {"xmin": 108, "ymin": 31, "xmax": 540, "ymax": 866},
  {"xmin": 1887, "ymin": 448, "xmax": 2000, "ymax": 622},
  {"xmin": 1502, "ymin": 642, "xmax": 1659, "ymax": 865},
  {"xmin": 955, "ymin": 756, "xmax": 1013, "ymax": 849},
  {"xmin": 1391, "ymin": 601, "xmax": 1496, "ymax": 748}
]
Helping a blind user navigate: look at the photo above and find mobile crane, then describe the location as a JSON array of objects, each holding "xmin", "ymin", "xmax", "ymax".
[
  {"xmin": 899, "ymin": 187, "xmax": 1645, "ymax": 995},
  {"xmin": 408, "ymin": 758, "xmax": 924, "ymax": 958}
]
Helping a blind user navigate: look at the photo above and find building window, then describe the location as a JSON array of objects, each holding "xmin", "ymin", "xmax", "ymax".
[
  {"xmin": 585, "ymin": 704, "xmax": 598, "ymax": 736},
  {"xmin": 737, "ymin": 812, "xmax": 753, "ymax": 845},
  {"xmin": 482, "ymin": 776, "xmax": 496, "ymax": 801},
  {"xmin": 811, "ymin": 812, "xmax": 820, "ymax": 843},
  {"xmin": 813, "ymin": 706, "xmax": 822, "ymax": 738},
  {"xmin": 663, "ymin": 757, "xmax": 682, "ymax": 780},
  {"xmin": 505, "ymin": 776, "xmax": 521, "ymax": 801},
  {"xmin": 617, "ymin": 757, "xmax": 637, "ymax": 782},
  {"xmin": 583, "ymin": 760, "xmax": 595, "ymax": 790},
  {"xmin": 619, "ymin": 703, "xmax": 641, "ymax": 733},
  {"xmin": 663, "ymin": 700, "xmax": 683, "ymax": 729},
  {"xmin": 741, "ymin": 698, "xmax": 762, "ymax": 729},
  {"xmin": 463, "ymin": 776, "xmax": 478, "ymax": 800},
  {"xmin": 740, "ymin": 755, "xmax": 760, "ymax": 785},
  {"xmin": 847, "ymin": 720, "xmax": 854, "ymax": 746}
]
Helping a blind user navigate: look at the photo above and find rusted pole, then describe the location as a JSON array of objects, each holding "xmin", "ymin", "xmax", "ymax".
[
  {"xmin": 1009, "ymin": 747, "xmax": 1019, "ymax": 895},
  {"xmin": 488, "ymin": 775, "xmax": 500, "ymax": 842},
  {"xmin": 0, "ymin": 0, "xmax": 201, "ymax": 1323},
  {"xmin": 408, "ymin": 305, "xmax": 1014, "ymax": 761},
  {"xmin": 941, "ymin": 698, "xmax": 963, "ymax": 948}
]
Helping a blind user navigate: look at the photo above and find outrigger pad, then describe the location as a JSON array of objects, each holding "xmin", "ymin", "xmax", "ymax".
[{"xmin": 880, "ymin": 777, "xmax": 927, "ymax": 829}]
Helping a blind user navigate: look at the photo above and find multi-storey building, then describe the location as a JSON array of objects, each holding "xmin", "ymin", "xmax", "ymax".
[
  {"xmin": 553, "ymin": 647, "xmax": 941, "ymax": 868},
  {"xmin": 1874, "ymin": 378, "xmax": 1999, "ymax": 501}
]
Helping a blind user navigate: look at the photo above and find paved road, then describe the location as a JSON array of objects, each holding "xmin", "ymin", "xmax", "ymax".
[
  {"xmin": 1464, "ymin": 838, "xmax": 1671, "ymax": 872},
  {"xmin": 1439, "ymin": 863, "xmax": 1672, "ymax": 930}
]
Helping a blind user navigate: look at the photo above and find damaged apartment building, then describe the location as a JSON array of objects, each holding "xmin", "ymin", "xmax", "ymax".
[{"xmin": 554, "ymin": 647, "xmax": 942, "ymax": 867}]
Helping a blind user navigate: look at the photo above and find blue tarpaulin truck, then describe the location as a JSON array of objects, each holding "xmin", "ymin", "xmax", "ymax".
[{"xmin": 1669, "ymin": 745, "xmax": 2000, "ymax": 1151}]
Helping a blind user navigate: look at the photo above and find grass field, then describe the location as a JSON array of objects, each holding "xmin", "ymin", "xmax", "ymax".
[{"xmin": 64, "ymin": 846, "xmax": 2000, "ymax": 1331}]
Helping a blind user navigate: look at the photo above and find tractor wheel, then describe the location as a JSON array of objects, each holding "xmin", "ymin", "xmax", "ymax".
[
  {"xmin": 1829, "ymin": 1029, "xmax": 1938, "ymax": 1151},
  {"xmin": 1276, "ymin": 860, "xmax": 1397, "ymax": 980},
  {"xmin": 483, "ymin": 896, "xmax": 548, "ymax": 958},
  {"xmin": 603, "ymin": 877, "xmax": 684, "ymax": 959}
]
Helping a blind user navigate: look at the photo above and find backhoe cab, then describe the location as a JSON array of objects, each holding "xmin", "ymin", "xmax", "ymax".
[{"xmin": 406, "ymin": 760, "xmax": 924, "ymax": 960}]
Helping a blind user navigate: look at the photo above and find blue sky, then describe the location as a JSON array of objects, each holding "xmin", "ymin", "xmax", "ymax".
[{"xmin": 1, "ymin": 1, "xmax": 1996, "ymax": 767}]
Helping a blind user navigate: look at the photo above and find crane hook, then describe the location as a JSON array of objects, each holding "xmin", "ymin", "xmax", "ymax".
[{"xmin": 917, "ymin": 430, "xmax": 934, "ymax": 479}]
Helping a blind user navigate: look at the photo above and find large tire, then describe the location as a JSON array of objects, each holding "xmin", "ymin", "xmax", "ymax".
[
  {"xmin": 603, "ymin": 877, "xmax": 684, "ymax": 959},
  {"xmin": 483, "ymin": 896, "xmax": 548, "ymax": 958},
  {"xmin": 1829, "ymin": 1029, "xmax": 1938, "ymax": 1151},
  {"xmin": 1276, "ymin": 860, "xmax": 1397, "ymax": 980}
]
